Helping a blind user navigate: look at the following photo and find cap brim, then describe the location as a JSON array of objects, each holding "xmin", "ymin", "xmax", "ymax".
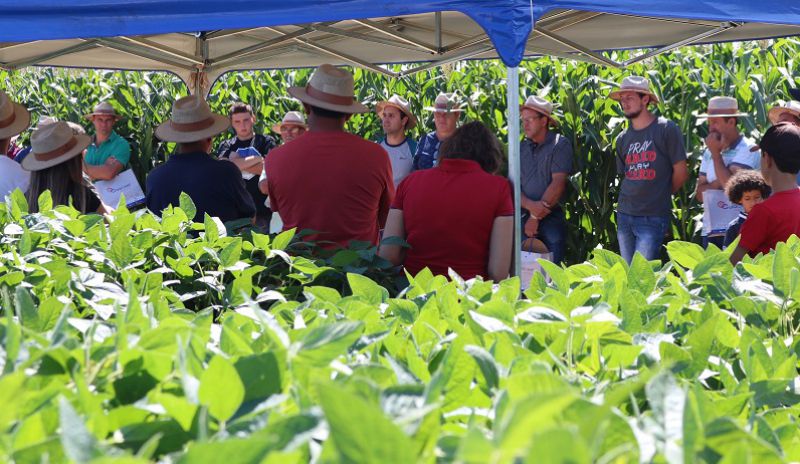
[
  {"xmin": 0, "ymin": 103, "xmax": 31, "ymax": 139},
  {"xmin": 22, "ymin": 134, "xmax": 91, "ymax": 171},
  {"xmin": 376, "ymin": 101, "xmax": 418, "ymax": 130},
  {"xmin": 271, "ymin": 121, "xmax": 308, "ymax": 133},
  {"xmin": 288, "ymin": 86, "xmax": 368, "ymax": 114},
  {"xmin": 155, "ymin": 114, "xmax": 230, "ymax": 143}
]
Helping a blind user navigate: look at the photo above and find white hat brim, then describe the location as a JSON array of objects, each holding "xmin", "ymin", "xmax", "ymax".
[
  {"xmin": 0, "ymin": 103, "xmax": 31, "ymax": 139},
  {"xmin": 424, "ymin": 106, "xmax": 463, "ymax": 113},
  {"xmin": 609, "ymin": 89, "xmax": 660, "ymax": 104},
  {"xmin": 22, "ymin": 134, "xmax": 91, "ymax": 172},
  {"xmin": 696, "ymin": 112, "xmax": 749, "ymax": 119},
  {"xmin": 155, "ymin": 114, "xmax": 230, "ymax": 143},
  {"xmin": 272, "ymin": 121, "xmax": 308, "ymax": 133},
  {"xmin": 768, "ymin": 106, "xmax": 800, "ymax": 125},
  {"xmin": 288, "ymin": 87, "xmax": 368, "ymax": 114},
  {"xmin": 376, "ymin": 101, "xmax": 418, "ymax": 130}
]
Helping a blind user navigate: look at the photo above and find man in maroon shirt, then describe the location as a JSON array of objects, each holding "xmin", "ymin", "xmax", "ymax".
[
  {"xmin": 730, "ymin": 123, "xmax": 800, "ymax": 264},
  {"xmin": 265, "ymin": 64, "xmax": 394, "ymax": 247}
]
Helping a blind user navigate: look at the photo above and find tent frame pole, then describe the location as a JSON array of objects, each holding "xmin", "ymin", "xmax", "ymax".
[{"xmin": 506, "ymin": 65, "xmax": 521, "ymax": 278}]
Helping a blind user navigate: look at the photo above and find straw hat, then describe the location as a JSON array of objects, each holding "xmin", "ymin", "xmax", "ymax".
[
  {"xmin": 696, "ymin": 96, "xmax": 748, "ymax": 118},
  {"xmin": 768, "ymin": 100, "xmax": 800, "ymax": 125},
  {"xmin": 424, "ymin": 92, "xmax": 464, "ymax": 113},
  {"xmin": 155, "ymin": 95, "xmax": 230, "ymax": 143},
  {"xmin": 520, "ymin": 95, "xmax": 559, "ymax": 126},
  {"xmin": 271, "ymin": 111, "xmax": 307, "ymax": 133},
  {"xmin": 37, "ymin": 116, "xmax": 86, "ymax": 135},
  {"xmin": 0, "ymin": 91, "xmax": 31, "ymax": 139},
  {"xmin": 83, "ymin": 101, "xmax": 122, "ymax": 121},
  {"xmin": 609, "ymin": 76, "xmax": 659, "ymax": 104},
  {"xmin": 376, "ymin": 95, "xmax": 418, "ymax": 130},
  {"xmin": 288, "ymin": 64, "xmax": 368, "ymax": 114},
  {"xmin": 21, "ymin": 121, "xmax": 91, "ymax": 171}
]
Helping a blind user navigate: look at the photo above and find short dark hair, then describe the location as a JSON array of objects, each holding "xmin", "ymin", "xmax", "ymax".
[
  {"xmin": 308, "ymin": 104, "xmax": 347, "ymax": 120},
  {"xmin": 438, "ymin": 121, "xmax": 503, "ymax": 174},
  {"xmin": 758, "ymin": 122, "xmax": 800, "ymax": 174},
  {"xmin": 229, "ymin": 102, "xmax": 254, "ymax": 117},
  {"xmin": 725, "ymin": 169, "xmax": 771, "ymax": 204}
]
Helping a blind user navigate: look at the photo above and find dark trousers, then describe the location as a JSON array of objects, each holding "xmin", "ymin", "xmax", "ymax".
[{"xmin": 523, "ymin": 209, "xmax": 567, "ymax": 265}]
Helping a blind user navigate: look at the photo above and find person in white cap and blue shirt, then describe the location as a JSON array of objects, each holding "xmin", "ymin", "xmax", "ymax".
[
  {"xmin": 0, "ymin": 91, "xmax": 31, "ymax": 199},
  {"xmin": 413, "ymin": 92, "xmax": 462, "ymax": 171},
  {"xmin": 519, "ymin": 95, "xmax": 573, "ymax": 265},
  {"xmin": 694, "ymin": 96, "xmax": 760, "ymax": 249},
  {"xmin": 377, "ymin": 95, "xmax": 418, "ymax": 187},
  {"xmin": 610, "ymin": 75, "xmax": 688, "ymax": 263}
]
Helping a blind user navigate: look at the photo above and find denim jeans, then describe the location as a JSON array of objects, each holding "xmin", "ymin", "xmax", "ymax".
[
  {"xmin": 536, "ymin": 209, "xmax": 567, "ymax": 265},
  {"xmin": 616, "ymin": 212, "xmax": 671, "ymax": 263}
]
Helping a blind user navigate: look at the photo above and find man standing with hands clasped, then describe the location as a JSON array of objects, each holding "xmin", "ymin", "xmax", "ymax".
[{"xmin": 610, "ymin": 76, "xmax": 688, "ymax": 263}]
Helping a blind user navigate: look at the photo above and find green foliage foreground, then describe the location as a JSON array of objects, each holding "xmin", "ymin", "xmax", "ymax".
[{"xmin": 3, "ymin": 192, "xmax": 800, "ymax": 463}]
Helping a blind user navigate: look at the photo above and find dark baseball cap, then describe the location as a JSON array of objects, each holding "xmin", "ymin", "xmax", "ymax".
[
  {"xmin": 791, "ymin": 87, "xmax": 800, "ymax": 101},
  {"xmin": 751, "ymin": 122, "xmax": 800, "ymax": 174}
]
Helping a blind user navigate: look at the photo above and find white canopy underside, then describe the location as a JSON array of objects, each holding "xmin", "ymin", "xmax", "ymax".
[{"xmin": 1, "ymin": 9, "xmax": 798, "ymax": 86}]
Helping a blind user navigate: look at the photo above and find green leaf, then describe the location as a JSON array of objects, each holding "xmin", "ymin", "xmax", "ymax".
[
  {"xmin": 179, "ymin": 192, "xmax": 197, "ymax": 222},
  {"xmin": 198, "ymin": 355, "xmax": 245, "ymax": 422},
  {"xmin": 37, "ymin": 190, "xmax": 53, "ymax": 212},
  {"xmin": 318, "ymin": 383, "xmax": 416, "ymax": 463},
  {"xmin": 271, "ymin": 228, "xmax": 295, "ymax": 250},
  {"xmin": 218, "ymin": 238, "xmax": 243, "ymax": 268},
  {"xmin": 109, "ymin": 236, "xmax": 134, "ymax": 268},
  {"xmin": 464, "ymin": 345, "xmax": 500, "ymax": 391},
  {"xmin": 667, "ymin": 241, "xmax": 706, "ymax": 269},
  {"xmin": 59, "ymin": 397, "xmax": 102, "ymax": 463},
  {"xmin": 645, "ymin": 371, "xmax": 686, "ymax": 462},
  {"xmin": 347, "ymin": 273, "xmax": 389, "ymax": 304},
  {"xmin": 293, "ymin": 321, "xmax": 364, "ymax": 367}
]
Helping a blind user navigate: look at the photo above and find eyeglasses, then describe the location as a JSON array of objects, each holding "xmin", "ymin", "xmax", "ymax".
[{"xmin": 521, "ymin": 115, "xmax": 544, "ymax": 123}]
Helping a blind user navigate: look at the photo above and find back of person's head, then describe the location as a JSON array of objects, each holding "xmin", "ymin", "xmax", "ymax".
[
  {"xmin": 229, "ymin": 102, "xmax": 254, "ymax": 117},
  {"xmin": 26, "ymin": 155, "xmax": 87, "ymax": 213},
  {"xmin": 439, "ymin": 121, "xmax": 502, "ymax": 174},
  {"xmin": 759, "ymin": 122, "xmax": 800, "ymax": 174},
  {"xmin": 307, "ymin": 104, "xmax": 347, "ymax": 120},
  {"xmin": 725, "ymin": 169, "xmax": 771, "ymax": 204}
]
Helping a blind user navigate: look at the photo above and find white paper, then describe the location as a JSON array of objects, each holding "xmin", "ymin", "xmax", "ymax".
[
  {"xmin": 520, "ymin": 251, "xmax": 553, "ymax": 290},
  {"xmin": 701, "ymin": 189, "xmax": 741, "ymax": 236},
  {"xmin": 94, "ymin": 169, "xmax": 145, "ymax": 209}
]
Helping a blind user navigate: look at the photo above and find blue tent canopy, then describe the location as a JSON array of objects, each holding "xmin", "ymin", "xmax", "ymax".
[{"xmin": 1, "ymin": 0, "xmax": 799, "ymax": 71}]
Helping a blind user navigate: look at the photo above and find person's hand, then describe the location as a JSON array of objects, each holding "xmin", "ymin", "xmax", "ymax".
[
  {"xmin": 706, "ymin": 132, "xmax": 726, "ymax": 157},
  {"xmin": 524, "ymin": 217, "xmax": 539, "ymax": 237},
  {"xmin": 528, "ymin": 201, "xmax": 550, "ymax": 219}
]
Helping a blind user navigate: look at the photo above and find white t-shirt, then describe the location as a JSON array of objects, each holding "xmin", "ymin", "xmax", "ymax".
[
  {"xmin": 0, "ymin": 155, "xmax": 30, "ymax": 200},
  {"xmin": 699, "ymin": 136, "xmax": 759, "ymax": 236},
  {"xmin": 379, "ymin": 138, "xmax": 414, "ymax": 187}
]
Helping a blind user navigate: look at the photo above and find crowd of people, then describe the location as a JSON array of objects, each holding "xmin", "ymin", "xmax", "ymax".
[{"xmin": 2, "ymin": 64, "xmax": 800, "ymax": 281}]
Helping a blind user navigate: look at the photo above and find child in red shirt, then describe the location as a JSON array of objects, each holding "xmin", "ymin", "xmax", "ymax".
[{"xmin": 730, "ymin": 123, "xmax": 800, "ymax": 264}]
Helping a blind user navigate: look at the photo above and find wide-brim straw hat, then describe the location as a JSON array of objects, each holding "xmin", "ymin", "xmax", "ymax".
[
  {"xmin": 520, "ymin": 95, "xmax": 559, "ymax": 127},
  {"xmin": 83, "ymin": 101, "xmax": 123, "ymax": 121},
  {"xmin": 22, "ymin": 121, "xmax": 91, "ymax": 171},
  {"xmin": 0, "ymin": 91, "xmax": 31, "ymax": 139},
  {"xmin": 696, "ymin": 96, "xmax": 749, "ymax": 118},
  {"xmin": 288, "ymin": 64, "xmax": 368, "ymax": 114},
  {"xmin": 376, "ymin": 94, "xmax": 418, "ymax": 130},
  {"xmin": 424, "ymin": 92, "xmax": 464, "ymax": 113},
  {"xmin": 155, "ymin": 95, "xmax": 230, "ymax": 143},
  {"xmin": 609, "ymin": 76, "xmax": 660, "ymax": 104},
  {"xmin": 768, "ymin": 100, "xmax": 800, "ymax": 125},
  {"xmin": 271, "ymin": 111, "xmax": 308, "ymax": 133}
]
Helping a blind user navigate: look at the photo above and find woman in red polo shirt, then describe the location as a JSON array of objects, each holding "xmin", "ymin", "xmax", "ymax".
[{"xmin": 379, "ymin": 121, "xmax": 513, "ymax": 281}]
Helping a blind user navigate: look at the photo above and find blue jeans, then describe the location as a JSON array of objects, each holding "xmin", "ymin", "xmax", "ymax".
[
  {"xmin": 617, "ymin": 212, "xmax": 671, "ymax": 263},
  {"xmin": 537, "ymin": 210, "xmax": 567, "ymax": 265}
]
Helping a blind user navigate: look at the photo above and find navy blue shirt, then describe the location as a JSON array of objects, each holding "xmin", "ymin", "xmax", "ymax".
[
  {"xmin": 146, "ymin": 151, "xmax": 256, "ymax": 223},
  {"xmin": 412, "ymin": 132, "xmax": 442, "ymax": 171}
]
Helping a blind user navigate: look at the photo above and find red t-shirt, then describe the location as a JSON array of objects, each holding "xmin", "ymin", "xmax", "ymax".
[
  {"xmin": 265, "ymin": 131, "xmax": 394, "ymax": 247},
  {"xmin": 392, "ymin": 159, "xmax": 514, "ymax": 279},
  {"xmin": 739, "ymin": 188, "xmax": 800, "ymax": 256}
]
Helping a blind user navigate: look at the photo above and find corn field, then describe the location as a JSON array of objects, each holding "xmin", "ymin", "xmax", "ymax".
[{"xmin": 2, "ymin": 38, "xmax": 799, "ymax": 264}]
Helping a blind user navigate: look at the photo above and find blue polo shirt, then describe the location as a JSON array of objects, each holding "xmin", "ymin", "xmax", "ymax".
[{"xmin": 145, "ymin": 151, "xmax": 255, "ymax": 223}]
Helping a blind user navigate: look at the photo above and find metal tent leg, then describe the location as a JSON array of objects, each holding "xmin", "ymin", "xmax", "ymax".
[{"xmin": 506, "ymin": 65, "xmax": 521, "ymax": 278}]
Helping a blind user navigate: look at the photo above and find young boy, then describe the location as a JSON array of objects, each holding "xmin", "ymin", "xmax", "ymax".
[
  {"xmin": 730, "ymin": 123, "xmax": 800, "ymax": 264},
  {"xmin": 723, "ymin": 170, "xmax": 770, "ymax": 248}
]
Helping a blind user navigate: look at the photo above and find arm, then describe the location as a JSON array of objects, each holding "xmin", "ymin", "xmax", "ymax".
[
  {"xmin": 83, "ymin": 156, "xmax": 124, "ymax": 181},
  {"xmin": 258, "ymin": 166, "xmax": 269, "ymax": 195},
  {"xmin": 710, "ymin": 154, "xmax": 745, "ymax": 188},
  {"xmin": 729, "ymin": 245, "xmax": 748, "ymax": 265},
  {"xmin": 487, "ymin": 216, "xmax": 513, "ymax": 282},
  {"xmin": 377, "ymin": 163, "xmax": 395, "ymax": 228},
  {"xmin": 671, "ymin": 160, "xmax": 689, "ymax": 194},
  {"xmin": 226, "ymin": 155, "xmax": 264, "ymax": 174},
  {"xmin": 378, "ymin": 209, "xmax": 405, "ymax": 266}
]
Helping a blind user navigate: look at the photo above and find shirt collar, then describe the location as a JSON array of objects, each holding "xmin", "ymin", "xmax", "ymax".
[
  {"xmin": 528, "ymin": 131, "xmax": 556, "ymax": 149},
  {"xmin": 438, "ymin": 158, "xmax": 483, "ymax": 172},
  {"xmin": 94, "ymin": 130, "xmax": 119, "ymax": 146}
]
